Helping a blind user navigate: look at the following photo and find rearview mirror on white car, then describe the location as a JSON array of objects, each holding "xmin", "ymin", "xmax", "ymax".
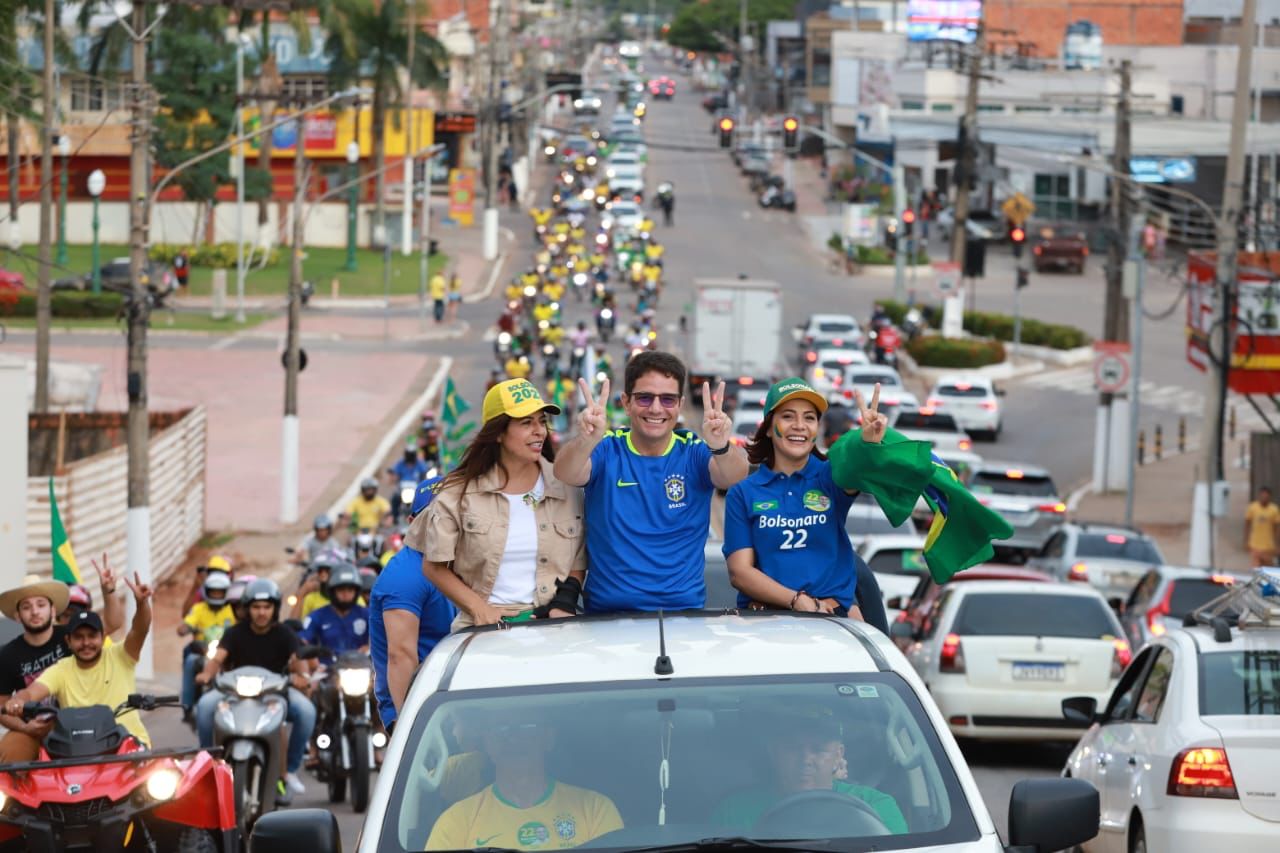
[{"xmin": 1007, "ymin": 778, "xmax": 1099, "ymax": 853}]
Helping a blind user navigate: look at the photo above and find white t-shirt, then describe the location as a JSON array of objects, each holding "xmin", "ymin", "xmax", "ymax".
[{"xmin": 489, "ymin": 476, "xmax": 545, "ymax": 605}]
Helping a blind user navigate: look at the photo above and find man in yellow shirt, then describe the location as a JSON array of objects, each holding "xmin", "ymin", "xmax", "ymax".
[
  {"xmin": 344, "ymin": 478, "xmax": 391, "ymax": 532},
  {"xmin": 1245, "ymin": 486, "xmax": 1280, "ymax": 566},
  {"xmin": 6, "ymin": 572, "xmax": 153, "ymax": 746},
  {"xmin": 430, "ymin": 272, "xmax": 448, "ymax": 324},
  {"xmin": 427, "ymin": 717, "xmax": 622, "ymax": 850},
  {"xmin": 177, "ymin": 571, "xmax": 236, "ymax": 718},
  {"xmin": 505, "ymin": 354, "xmax": 532, "ymax": 380}
]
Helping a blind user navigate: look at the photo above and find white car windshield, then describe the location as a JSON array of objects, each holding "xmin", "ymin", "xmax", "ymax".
[{"xmin": 382, "ymin": 677, "xmax": 979, "ymax": 851}]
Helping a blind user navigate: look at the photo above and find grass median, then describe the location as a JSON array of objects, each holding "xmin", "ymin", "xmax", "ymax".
[{"xmin": 1, "ymin": 312, "xmax": 271, "ymax": 333}]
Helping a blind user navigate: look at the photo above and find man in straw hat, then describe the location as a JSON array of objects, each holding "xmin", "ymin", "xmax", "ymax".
[{"xmin": 0, "ymin": 558, "xmax": 125, "ymax": 762}]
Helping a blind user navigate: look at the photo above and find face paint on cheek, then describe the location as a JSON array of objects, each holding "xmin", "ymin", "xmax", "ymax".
[{"xmin": 773, "ymin": 423, "xmax": 784, "ymax": 439}]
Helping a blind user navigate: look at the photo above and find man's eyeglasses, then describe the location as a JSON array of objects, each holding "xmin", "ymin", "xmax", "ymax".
[{"xmin": 629, "ymin": 392, "xmax": 681, "ymax": 409}]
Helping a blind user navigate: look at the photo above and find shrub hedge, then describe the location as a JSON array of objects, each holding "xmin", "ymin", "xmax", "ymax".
[
  {"xmin": 907, "ymin": 335, "xmax": 1006, "ymax": 368},
  {"xmin": 149, "ymin": 242, "xmax": 281, "ymax": 269},
  {"xmin": 882, "ymin": 300, "xmax": 1090, "ymax": 350},
  {"xmin": 0, "ymin": 291, "xmax": 125, "ymax": 318}
]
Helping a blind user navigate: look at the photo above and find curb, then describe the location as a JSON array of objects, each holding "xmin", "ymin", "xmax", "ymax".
[
  {"xmin": 913, "ymin": 357, "xmax": 1046, "ymax": 385},
  {"xmin": 1014, "ymin": 343, "xmax": 1094, "ymax": 366},
  {"xmin": 463, "ymin": 226, "xmax": 517, "ymax": 304}
]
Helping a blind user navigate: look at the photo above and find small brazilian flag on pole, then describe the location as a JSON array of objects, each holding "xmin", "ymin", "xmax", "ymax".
[
  {"xmin": 49, "ymin": 478, "xmax": 81, "ymax": 584},
  {"xmin": 441, "ymin": 376, "xmax": 470, "ymax": 426}
]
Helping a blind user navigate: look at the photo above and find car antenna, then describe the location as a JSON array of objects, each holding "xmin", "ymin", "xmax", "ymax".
[{"xmin": 654, "ymin": 610, "xmax": 674, "ymax": 675}]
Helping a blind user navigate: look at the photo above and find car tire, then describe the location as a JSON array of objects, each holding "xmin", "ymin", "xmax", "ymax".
[{"xmin": 1128, "ymin": 813, "xmax": 1146, "ymax": 853}]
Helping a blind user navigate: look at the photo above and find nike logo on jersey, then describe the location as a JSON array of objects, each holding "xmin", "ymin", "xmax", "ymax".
[{"xmin": 616, "ymin": 479, "xmax": 639, "ymax": 487}]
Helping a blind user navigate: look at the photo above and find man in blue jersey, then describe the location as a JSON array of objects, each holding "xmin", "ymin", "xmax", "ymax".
[
  {"xmin": 369, "ymin": 478, "xmax": 456, "ymax": 730},
  {"xmin": 555, "ymin": 351, "xmax": 749, "ymax": 612}
]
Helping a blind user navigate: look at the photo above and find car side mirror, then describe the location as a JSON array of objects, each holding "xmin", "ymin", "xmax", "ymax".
[
  {"xmin": 995, "ymin": 387, "xmax": 1007, "ymax": 397},
  {"xmin": 885, "ymin": 595, "xmax": 905, "ymax": 610},
  {"xmin": 888, "ymin": 621, "xmax": 917, "ymax": 640},
  {"xmin": 1007, "ymin": 778, "xmax": 1098, "ymax": 852},
  {"xmin": 251, "ymin": 809, "xmax": 342, "ymax": 853},
  {"xmin": 1061, "ymin": 696, "xmax": 1100, "ymax": 725},
  {"xmin": 1108, "ymin": 596, "xmax": 1125, "ymax": 614}
]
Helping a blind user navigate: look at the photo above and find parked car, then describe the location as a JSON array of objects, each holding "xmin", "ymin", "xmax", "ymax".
[
  {"xmin": 0, "ymin": 268, "xmax": 25, "ymax": 293},
  {"xmin": 249, "ymin": 612, "xmax": 1101, "ymax": 853},
  {"xmin": 967, "ymin": 462, "xmax": 1064, "ymax": 554},
  {"xmin": 1117, "ymin": 566, "xmax": 1238, "ymax": 650},
  {"xmin": 1061, "ymin": 570, "xmax": 1279, "ymax": 853},
  {"xmin": 926, "ymin": 375, "xmax": 1003, "ymax": 440},
  {"xmin": 805, "ymin": 348, "xmax": 869, "ymax": 401},
  {"xmin": 891, "ymin": 409, "xmax": 974, "ymax": 454},
  {"xmin": 887, "ymin": 565, "xmax": 1056, "ymax": 652},
  {"xmin": 1031, "ymin": 222, "xmax": 1089, "ymax": 274},
  {"xmin": 53, "ymin": 258, "xmax": 175, "ymax": 303},
  {"xmin": 1029, "ymin": 522, "xmax": 1166, "ymax": 603},
  {"xmin": 899, "ymin": 580, "xmax": 1130, "ymax": 741},
  {"xmin": 796, "ymin": 313, "xmax": 866, "ymax": 362}
]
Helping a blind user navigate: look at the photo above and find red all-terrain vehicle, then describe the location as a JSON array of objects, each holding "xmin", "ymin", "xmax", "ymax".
[{"xmin": 0, "ymin": 694, "xmax": 238, "ymax": 852}]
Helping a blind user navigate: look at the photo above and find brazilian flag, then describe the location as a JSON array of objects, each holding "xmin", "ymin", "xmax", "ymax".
[
  {"xmin": 441, "ymin": 376, "xmax": 470, "ymax": 426},
  {"xmin": 828, "ymin": 429, "xmax": 1014, "ymax": 583},
  {"xmin": 49, "ymin": 478, "xmax": 82, "ymax": 584}
]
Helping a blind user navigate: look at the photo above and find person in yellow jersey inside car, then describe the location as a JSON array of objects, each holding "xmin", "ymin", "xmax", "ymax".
[{"xmin": 426, "ymin": 711, "xmax": 622, "ymax": 850}]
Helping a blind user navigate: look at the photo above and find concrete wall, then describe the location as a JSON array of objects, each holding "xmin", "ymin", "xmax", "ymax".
[
  {"xmin": 983, "ymin": 0, "xmax": 1183, "ymax": 59},
  {"xmin": 1103, "ymin": 44, "xmax": 1280, "ymax": 121},
  {"xmin": 0, "ymin": 358, "xmax": 27, "ymax": 594}
]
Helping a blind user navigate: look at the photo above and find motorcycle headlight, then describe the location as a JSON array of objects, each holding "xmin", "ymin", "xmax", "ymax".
[
  {"xmin": 600, "ymin": 309, "xmax": 613, "ymax": 320},
  {"xmin": 544, "ymin": 145, "xmax": 555, "ymax": 156},
  {"xmin": 235, "ymin": 675, "xmax": 263, "ymax": 698},
  {"xmin": 573, "ymin": 273, "xmax": 588, "ymax": 285},
  {"xmin": 256, "ymin": 697, "xmax": 287, "ymax": 733},
  {"xmin": 146, "ymin": 768, "xmax": 181, "ymax": 801},
  {"xmin": 523, "ymin": 285, "xmax": 537, "ymax": 297},
  {"xmin": 400, "ymin": 486, "xmax": 415, "ymax": 503},
  {"xmin": 339, "ymin": 668, "xmax": 372, "ymax": 697},
  {"xmin": 497, "ymin": 331, "xmax": 512, "ymax": 345}
]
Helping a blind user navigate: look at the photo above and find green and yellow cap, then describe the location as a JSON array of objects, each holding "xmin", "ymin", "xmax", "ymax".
[
  {"xmin": 763, "ymin": 377, "xmax": 828, "ymax": 416},
  {"xmin": 482, "ymin": 378, "xmax": 562, "ymax": 425}
]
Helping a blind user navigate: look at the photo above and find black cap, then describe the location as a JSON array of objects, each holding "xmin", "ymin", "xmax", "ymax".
[{"xmin": 69, "ymin": 610, "xmax": 104, "ymax": 634}]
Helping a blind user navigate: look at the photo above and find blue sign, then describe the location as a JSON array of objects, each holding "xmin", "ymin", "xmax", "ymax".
[
  {"xmin": 1129, "ymin": 157, "xmax": 1197, "ymax": 184},
  {"xmin": 907, "ymin": 0, "xmax": 982, "ymax": 44}
]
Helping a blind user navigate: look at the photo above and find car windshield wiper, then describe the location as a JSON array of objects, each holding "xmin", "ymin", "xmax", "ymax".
[{"xmin": 630, "ymin": 836, "xmax": 845, "ymax": 853}]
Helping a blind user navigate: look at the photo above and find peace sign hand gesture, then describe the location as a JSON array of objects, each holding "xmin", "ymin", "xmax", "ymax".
[
  {"xmin": 91, "ymin": 553, "xmax": 117, "ymax": 597},
  {"xmin": 854, "ymin": 384, "xmax": 888, "ymax": 444},
  {"xmin": 122, "ymin": 572, "xmax": 153, "ymax": 605},
  {"xmin": 576, "ymin": 377, "xmax": 610, "ymax": 445},
  {"xmin": 701, "ymin": 381, "xmax": 731, "ymax": 449}
]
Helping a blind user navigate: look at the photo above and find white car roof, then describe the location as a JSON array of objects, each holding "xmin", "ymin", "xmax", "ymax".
[
  {"xmin": 808, "ymin": 313, "xmax": 858, "ymax": 325},
  {"xmin": 949, "ymin": 580, "xmax": 1105, "ymax": 599},
  {"xmin": 859, "ymin": 533, "xmax": 928, "ymax": 554},
  {"xmin": 815, "ymin": 347, "xmax": 869, "ymax": 362},
  {"xmin": 934, "ymin": 374, "xmax": 994, "ymax": 389},
  {"xmin": 423, "ymin": 614, "xmax": 890, "ymax": 690}
]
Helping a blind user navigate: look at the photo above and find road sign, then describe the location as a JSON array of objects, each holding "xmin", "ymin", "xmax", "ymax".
[
  {"xmin": 933, "ymin": 261, "xmax": 961, "ymax": 296},
  {"xmin": 1093, "ymin": 341, "xmax": 1131, "ymax": 393},
  {"xmin": 1001, "ymin": 192, "xmax": 1035, "ymax": 226}
]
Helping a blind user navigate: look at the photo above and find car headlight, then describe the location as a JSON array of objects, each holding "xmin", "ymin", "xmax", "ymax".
[
  {"xmin": 340, "ymin": 667, "xmax": 372, "ymax": 697},
  {"xmin": 146, "ymin": 768, "xmax": 181, "ymax": 801},
  {"xmin": 235, "ymin": 675, "xmax": 263, "ymax": 698}
]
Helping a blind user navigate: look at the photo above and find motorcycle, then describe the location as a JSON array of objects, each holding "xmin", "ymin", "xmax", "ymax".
[
  {"xmin": 494, "ymin": 330, "xmax": 514, "ymax": 363},
  {"xmin": 303, "ymin": 648, "xmax": 382, "ymax": 814},
  {"xmin": 571, "ymin": 271, "xmax": 590, "ymax": 302},
  {"xmin": 569, "ymin": 345, "xmax": 587, "ymax": 379},
  {"xmin": 0, "ymin": 695, "xmax": 238, "ymax": 852},
  {"xmin": 903, "ymin": 307, "xmax": 925, "ymax": 342},
  {"xmin": 596, "ymin": 307, "xmax": 616, "ymax": 343},
  {"xmin": 395, "ymin": 479, "xmax": 417, "ymax": 524},
  {"xmin": 759, "ymin": 183, "xmax": 797, "ymax": 212},
  {"xmin": 210, "ymin": 666, "xmax": 291, "ymax": 837},
  {"xmin": 542, "ymin": 342, "xmax": 561, "ymax": 380}
]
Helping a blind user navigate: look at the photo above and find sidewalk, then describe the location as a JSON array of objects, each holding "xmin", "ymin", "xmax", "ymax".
[{"xmin": 1071, "ymin": 444, "xmax": 1254, "ymax": 573}]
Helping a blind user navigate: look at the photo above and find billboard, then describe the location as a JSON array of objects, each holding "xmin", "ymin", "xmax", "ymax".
[
  {"xmin": 1129, "ymin": 157, "xmax": 1197, "ymax": 184},
  {"xmin": 907, "ymin": 1, "xmax": 982, "ymax": 44},
  {"xmin": 1186, "ymin": 251, "xmax": 1280, "ymax": 395}
]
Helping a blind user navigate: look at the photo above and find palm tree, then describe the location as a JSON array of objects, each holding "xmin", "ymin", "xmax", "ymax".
[{"xmin": 325, "ymin": 0, "xmax": 445, "ymax": 245}]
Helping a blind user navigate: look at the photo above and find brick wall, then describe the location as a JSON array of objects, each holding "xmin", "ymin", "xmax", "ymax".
[{"xmin": 984, "ymin": 0, "xmax": 1185, "ymax": 58}]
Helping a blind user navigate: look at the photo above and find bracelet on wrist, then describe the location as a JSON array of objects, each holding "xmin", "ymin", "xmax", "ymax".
[
  {"xmin": 789, "ymin": 590, "xmax": 808, "ymax": 611},
  {"xmin": 709, "ymin": 442, "xmax": 730, "ymax": 456}
]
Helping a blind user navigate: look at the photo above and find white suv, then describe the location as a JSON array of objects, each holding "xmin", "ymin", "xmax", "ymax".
[
  {"xmin": 1060, "ymin": 571, "xmax": 1280, "ymax": 853},
  {"xmin": 251, "ymin": 613, "xmax": 1100, "ymax": 852},
  {"xmin": 927, "ymin": 375, "xmax": 1003, "ymax": 440}
]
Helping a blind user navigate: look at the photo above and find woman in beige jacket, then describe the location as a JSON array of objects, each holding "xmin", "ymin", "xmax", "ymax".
[{"xmin": 408, "ymin": 379, "xmax": 586, "ymax": 629}]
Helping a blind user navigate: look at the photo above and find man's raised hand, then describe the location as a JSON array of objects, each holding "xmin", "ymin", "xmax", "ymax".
[
  {"xmin": 576, "ymin": 376, "xmax": 610, "ymax": 441},
  {"xmin": 122, "ymin": 571, "xmax": 153, "ymax": 604},
  {"xmin": 701, "ymin": 380, "xmax": 730, "ymax": 448}
]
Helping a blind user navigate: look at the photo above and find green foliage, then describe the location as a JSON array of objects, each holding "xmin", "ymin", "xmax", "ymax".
[
  {"xmin": 827, "ymin": 232, "xmax": 845, "ymax": 253},
  {"xmin": 853, "ymin": 246, "xmax": 931, "ymax": 266},
  {"xmin": 881, "ymin": 300, "xmax": 1090, "ymax": 350},
  {"xmin": 907, "ymin": 336, "xmax": 1006, "ymax": 368},
  {"xmin": 0, "ymin": 291, "xmax": 125, "ymax": 318},
  {"xmin": 149, "ymin": 242, "xmax": 282, "ymax": 269},
  {"xmin": 665, "ymin": 0, "xmax": 797, "ymax": 52}
]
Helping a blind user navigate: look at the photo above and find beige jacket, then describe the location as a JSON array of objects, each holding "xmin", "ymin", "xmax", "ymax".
[{"xmin": 406, "ymin": 457, "xmax": 586, "ymax": 610}]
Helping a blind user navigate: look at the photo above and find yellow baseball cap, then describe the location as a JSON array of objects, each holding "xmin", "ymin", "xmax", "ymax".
[{"xmin": 482, "ymin": 379, "xmax": 562, "ymax": 425}]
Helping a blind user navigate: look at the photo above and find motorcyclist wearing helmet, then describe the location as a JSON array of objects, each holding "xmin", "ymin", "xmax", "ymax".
[
  {"xmin": 341, "ymin": 478, "xmax": 391, "ymax": 533},
  {"xmin": 183, "ymin": 554, "xmax": 233, "ymax": 613},
  {"xmin": 298, "ymin": 565, "xmax": 369, "ymax": 661},
  {"xmin": 195, "ymin": 578, "xmax": 315, "ymax": 798},
  {"xmin": 177, "ymin": 572, "xmax": 236, "ymax": 719},
  {"xmin": 387, "ymin": 446, "xmax": 431, "ymax": 523},
  {"xmin": 295, "ymin": 515, "xmax": 342, "ymax": 566},
  {"xmin": 292, "ymin": 557, "xmax": 336, "ymax": 620}
]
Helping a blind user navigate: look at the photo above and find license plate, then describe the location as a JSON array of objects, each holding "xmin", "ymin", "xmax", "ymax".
[{"xmin": 1012, "ymin": 662, "xmax": 1065, "ymax": 682}]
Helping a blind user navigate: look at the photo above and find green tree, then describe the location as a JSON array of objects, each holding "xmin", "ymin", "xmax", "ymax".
[
  {"xmin": 665, "ymin": 0, "xmax": 797, "ymax": 53},
  {"xmin": 324, "ymin": 0, "xmax": 445, "ymax": 246}
]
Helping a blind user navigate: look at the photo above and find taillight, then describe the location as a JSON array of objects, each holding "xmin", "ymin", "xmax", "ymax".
[
  {"xmin": 1033, "ymin": 246, "xmax": 1043, "ymax": 255},
  {"xmin": 1082, "ymin": 247, "xmax": 1090, "ymax": 257},
  {"xmin": 843, "ymin": 389, "xmax": 853, "ymax": 400},
  {"xmin": 1068, "ymin": 562, "xmax": 1089, "ymax": 581},
  {"xmin": 832, "ymin": 338, "xmax": 844, "ymax": 347},
  {"xmin": 1168, "ymin": 747, "xmax": 1237, "ymax": 798},
  {"xmin": 1037, "ymin": 502, "xmax": 1067, "ymax": 514},
  {"xmin": 939, "ymin": 633, "xmax": 965, "ymax": 673},
  {"xmin": 1146, "ymin": 583, "xmax": 1173, "ymax": 636},
  {"xmin": 926, "ymin": 397, "xmax": 942, "ymax": 407},
  {"xmin": 980, "ymin": 400, "xmax": 998, "ymax": 410},
  {"xmin": 958, "ymin": 439, "xmax": 972, "ymax": 451},
  {"xmin": 805, "ymin": 351, "xmax": 817, "ymax": 363},
  {"xmin": 1110, "ymin": 638, "xmax": 1132, "ymax": 678}
]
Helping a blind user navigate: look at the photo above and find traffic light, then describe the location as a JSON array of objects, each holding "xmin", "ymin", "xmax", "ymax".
[
  {"xmin": 1017, "ymin": 267, "xmax": 1030, "ymax": 289},
  {"xmin": 782, "ymin": 116, "xmax": 799, "ymax": 151},
  {"xmin": 718, "ymin": 117, "xmax": 735, "ymax": 148},
  {"xmin": 1010, "ymin": 224, "xmax": 1026, "ymax": 258},
  {"xmin": 901, "ymin": 208, "xmax": 916, "ymax": 238}
]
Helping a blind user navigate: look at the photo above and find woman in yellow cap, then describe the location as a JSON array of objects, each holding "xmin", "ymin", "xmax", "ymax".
[{"xmin": 407, "ymin": 379, "xmax": 586, "ymax": 629}]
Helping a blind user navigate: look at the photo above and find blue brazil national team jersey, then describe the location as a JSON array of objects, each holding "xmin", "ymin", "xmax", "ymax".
[
  {"xmin": 722, "ymin": 455, "xmax": 858, "ymax": 609},
  {"xmin": 584, "ymin": 428, "xmax": 714, "ymax": 613}
]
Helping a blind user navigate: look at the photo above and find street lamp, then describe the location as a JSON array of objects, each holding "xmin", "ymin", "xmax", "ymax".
[
  {"xmin": 87, "ymin": 169, "xmax": 105, "ymax": 293},
  {"xmin": 56, "ymin": 134, "xmax": 70, "ymax": 266},
  {"xmin": 344, "ymin": 141, "xmax": 360, "ymax": 272}
]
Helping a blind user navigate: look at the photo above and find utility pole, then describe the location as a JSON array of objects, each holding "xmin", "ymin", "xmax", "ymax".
[
  {"xmin": 1190, "ymin": 0, "xmax": 1258, "ymax": 567},
  {"xmin": 949, "ymin": 20, "xmax": 983, "ymax": 267},
  {"xmin": 481, "ymin": 0, "xmax": 503, "ymax": 261},
  {"xmin": 34, "ymin": 0, "xmax": 54, "ymax": 412},
  {"xmin": 401, "ymin": 0, "xmax": 416, "ymax": 257},
  {"xmin": 281, "ymin": 111, "xmax": 306, "ymax": 525},
  {"xmin": 739, "ymin": 0, "xmax": 750, "ymax": 118},
  {"xmin": 125, "ymin": 1, "xmax": 154, "ymax": 679}
]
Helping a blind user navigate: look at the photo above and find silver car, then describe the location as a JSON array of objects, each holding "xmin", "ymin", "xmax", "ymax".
[
  {"xmin": 1028, "ymin": 522, "xmax": 1165, "ymax": 603},
  {"xmin": 1116, "ymin": 565, "xmax": 1240, "ymax": 650},
  {"xmin": 967, "ymin": 462, "xmax": 1064, "ymax": 554}
]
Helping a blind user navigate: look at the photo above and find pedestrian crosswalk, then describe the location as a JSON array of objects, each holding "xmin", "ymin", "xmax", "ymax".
[{"xmin": 1015, "ymin": 366, "xmax": 1275, "ymax": 433}]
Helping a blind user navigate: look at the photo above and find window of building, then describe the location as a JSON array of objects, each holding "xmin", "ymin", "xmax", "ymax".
[
  {"xmin": 1015, "ymin": 105, "xmax": 1052, "ymax": 114},
  {"xmin": 931, "ymin": 103, "xmax": 954, "ymax": 113},
  {"xmin": 978, "ymin": 104, "xmax": 1005, "ymax": 113},
  {"xmin": 1034, "ymin": 172, "xmax": 1075, "ymax": 220},
  {"xmin": 69, "ymin": 78, "xmax": 124, "ymax": 112},
  {"xmin": 281, "ymin": 75, "xmax": 329, "ymax": 104},
  {"xmin": 1171, "ymin": 95, "xmax": 1185, "ymax": 115},
  {"xmin": 901, "ymin": 100, "xmax": 924, "ymax": 111},
  {"xmin": 811, "ymin": 48, "xmax": 831, "ymax": 88}
]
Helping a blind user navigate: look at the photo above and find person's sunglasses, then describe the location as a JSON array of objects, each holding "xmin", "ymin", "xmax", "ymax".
[{"xmin": 630, "ymin": 392, "xmax": 681, "ymax": 409}]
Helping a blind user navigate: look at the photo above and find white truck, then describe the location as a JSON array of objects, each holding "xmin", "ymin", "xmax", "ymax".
[{"xmin": 689, "ymin": 278, "xmax": 785, "ymax": 392}]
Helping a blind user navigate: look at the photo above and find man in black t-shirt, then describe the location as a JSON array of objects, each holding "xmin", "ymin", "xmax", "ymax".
[
  {"xmin": 0, "ymin": 567, "xmax": 125, "ymax": 763},
  {"xmin": 193, "ymin": 578, "xmax": 315, "ymax": 799}
]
